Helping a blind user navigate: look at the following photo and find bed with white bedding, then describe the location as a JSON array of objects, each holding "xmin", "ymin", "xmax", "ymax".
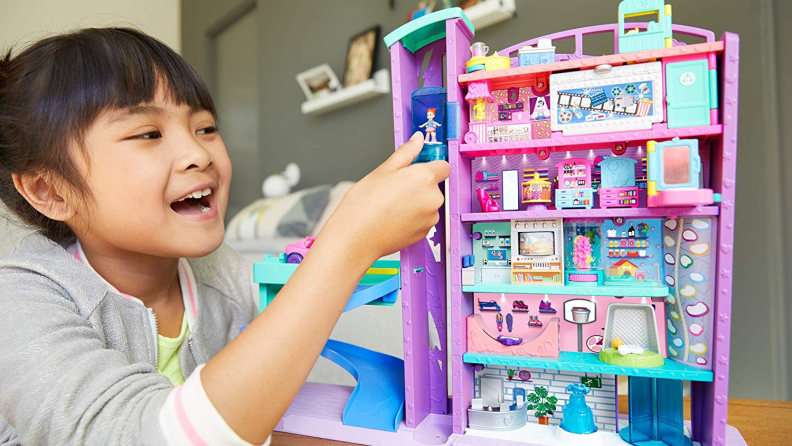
[{"xmin": 224, "ymin": 181, "xmax": 407, "ymax": 387}]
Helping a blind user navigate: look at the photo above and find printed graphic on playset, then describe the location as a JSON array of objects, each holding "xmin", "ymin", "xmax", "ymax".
[{"xmin": 248, "ymin": 1, "xmax": 740, "ymax": 445}]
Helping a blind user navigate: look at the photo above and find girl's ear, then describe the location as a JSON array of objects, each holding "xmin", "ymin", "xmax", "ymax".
[{"xmin": 12, "ymin": 172, "xmax": 77, "ymax": 222}]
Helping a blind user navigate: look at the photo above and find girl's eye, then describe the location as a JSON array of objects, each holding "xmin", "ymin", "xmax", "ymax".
[
  {"xmin": 129, "ymin": 130, "xmax": 162, "ymax": 140},
  {"xmin": 197, "ymin": 126, "xmax": 218, "ymax": 135}
]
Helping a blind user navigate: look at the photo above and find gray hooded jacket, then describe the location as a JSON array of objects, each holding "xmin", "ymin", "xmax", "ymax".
[{"xmin": 0, "ymin": 232, "xmax": 257, "ymax": 445}]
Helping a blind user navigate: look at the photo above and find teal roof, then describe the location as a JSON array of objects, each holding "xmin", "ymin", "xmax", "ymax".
[{"xmin": 384, "ymin": 7, "xmax": 475, "ymax": 53}]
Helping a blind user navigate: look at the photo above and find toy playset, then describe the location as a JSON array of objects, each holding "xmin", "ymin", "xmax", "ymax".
[{"xmin": 252, "ymin": 1, "xmax": 740, "ymax": 445}]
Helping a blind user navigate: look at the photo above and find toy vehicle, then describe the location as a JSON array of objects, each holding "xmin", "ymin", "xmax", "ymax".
[{"xmin": 284, "ymin": 236, "xmax": 316, "ymax": 264}]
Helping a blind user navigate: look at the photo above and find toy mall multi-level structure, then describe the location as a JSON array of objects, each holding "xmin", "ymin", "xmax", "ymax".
[{"xmin": 255, "ymin": 1, "xmax": 740, "ymax": 445}]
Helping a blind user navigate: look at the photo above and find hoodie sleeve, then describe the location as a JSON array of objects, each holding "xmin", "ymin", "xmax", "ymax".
[
  {"xmin": 0, "ymin": 264, "xmax": 173, "ymax": 445},
  {"xmin": 160, "ymin": 365, "xmax": 271, "ymax": 446},
  {"xmin": 0, "ymin": 262, "xmax": 268, "ymax": 446}
]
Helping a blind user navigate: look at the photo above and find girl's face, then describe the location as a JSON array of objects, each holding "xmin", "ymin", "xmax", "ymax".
[
  {"xmin": 427, "ymin": 111, "xmax": 435, "ymax": 119},
  {"xmin": 70, "ymin": 88, "xmax": 232, "ymax": 258}
]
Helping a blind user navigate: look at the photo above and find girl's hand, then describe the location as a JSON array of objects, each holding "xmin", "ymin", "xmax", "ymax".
[{"xmin": 322, "ymin": 132, "xmax": 450, "ymax": 262}]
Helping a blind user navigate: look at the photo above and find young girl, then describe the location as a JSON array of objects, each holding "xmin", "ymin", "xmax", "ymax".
[{"xmin": 0, "ymin": 28, "xmax": 449, "ymax": 446}]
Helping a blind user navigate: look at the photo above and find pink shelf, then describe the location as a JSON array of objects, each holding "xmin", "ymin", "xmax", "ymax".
[
  {"xmin": 458, "ymin": 41, "xmax": 725, "ymax": 90},
  {"xmin": 460, "ymin": 124, "xmax": 723, "ymax": 157},
  {"xmin": 461, "ymin": 206, "xmax": 719, "ymax": 222}
]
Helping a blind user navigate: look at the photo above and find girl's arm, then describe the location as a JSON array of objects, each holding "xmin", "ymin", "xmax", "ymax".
[
  {"xmin": 201, "ymin": 132, "xmax": 449, "ymax": 444},
  {"xmin": 419, "ymin": 122, "xmax": 427, "ymax": 128}
]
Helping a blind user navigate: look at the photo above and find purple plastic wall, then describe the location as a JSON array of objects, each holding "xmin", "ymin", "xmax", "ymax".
[
  {"xmin": 390, "ymin": 34, "xmax": 451, "ymax": 428},
  {"xmin": 690, "ymin": 32, "xmax": 739, "ymax": 446},
  {"xmin": 446, "ymin": 17, "xmax": 474, "ymax": 435}
]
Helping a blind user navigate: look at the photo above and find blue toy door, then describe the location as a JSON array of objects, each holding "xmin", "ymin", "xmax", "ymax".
[
  {"xmin": 666, "ymin": 59, "xmax": 710, "ymax": 128},
  {"xmin": 656, "ymin": 379, "xmax": 687, "ymax": 446}
]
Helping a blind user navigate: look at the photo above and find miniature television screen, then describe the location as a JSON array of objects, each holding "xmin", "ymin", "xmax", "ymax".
[
  {"xmin": 518, "ymin": 231, "xmax": 555, "ymax": 256},
  {"xmin": 663, "ymin": 145, "xmax": 691, "ymax": 185}
]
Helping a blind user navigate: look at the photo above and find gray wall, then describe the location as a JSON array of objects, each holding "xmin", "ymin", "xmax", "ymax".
[{"xmin": 182, "ymin": 0, "xmax": 791, "ymax": 400}]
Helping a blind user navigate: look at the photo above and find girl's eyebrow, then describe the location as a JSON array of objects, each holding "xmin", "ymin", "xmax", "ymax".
[{"xmin": 107, "ymin": 104, "xmax": 203, "ymax": 126}]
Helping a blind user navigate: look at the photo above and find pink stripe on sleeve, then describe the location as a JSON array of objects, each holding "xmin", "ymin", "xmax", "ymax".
[{"xmin": 174, "ymin": 386, "xmax": 211, "ymax": 446}]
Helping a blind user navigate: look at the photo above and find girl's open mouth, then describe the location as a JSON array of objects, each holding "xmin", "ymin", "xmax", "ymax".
[{"xmin": 170, "ymin": 187, "xmax": 218, "ymax": 220}]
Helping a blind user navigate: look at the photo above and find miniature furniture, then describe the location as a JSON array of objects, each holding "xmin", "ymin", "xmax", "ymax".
[
  {"xmin": 599, "ymin": 157, "xmax": 639, "ymax": 209},
  {"xmin": 618, "ymin": 0, "xmax": 673, "ymax": 54},
  {"xmin": 510, "ymin": 219, "xmax": 564, "ymax": 284},
  {"xmin": 647, "ymin": 137, "xmax": 719, "ymax": 207},
  {"xmin": 564, "ymin": 220, "xmax": 605, "ymax": 286},
  {"xmin": 555, "ymin": 159, "xmax": 594, "ymax": 210},
  {"xmin": 521, "ymin": 172, "xmax": 552, "ymax": 210},
  {"xmin": 599, "ymin": 304, "xmax": 664, "ymax": 368},
  {"xmin": 518, "ymin": 39, "xmax": 555, "ymax": 67}
]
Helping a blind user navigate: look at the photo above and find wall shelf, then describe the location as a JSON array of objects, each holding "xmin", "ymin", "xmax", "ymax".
[
  {"xmin": 301, "ymin": 69, "xmax": 390, "ymax": 115},
  {"xmin": 463, "ymin": 351, "xmax": 714, "ymax": 382},
  {"xmin": 461, "ymin": 206, "xmax": 720, "ymax": 222},
  {"xmin": 463, "ymin": 282, "xmax": 669, "ymax": 297},
  {"xmin": 463, "ymin": 0, "xmax": 516, "ymax": 31}
]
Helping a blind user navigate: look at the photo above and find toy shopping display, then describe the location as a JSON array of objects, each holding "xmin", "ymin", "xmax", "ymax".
[{"xmin": 253, "ymin": 2, "xmax": 740, "ymax": 445}]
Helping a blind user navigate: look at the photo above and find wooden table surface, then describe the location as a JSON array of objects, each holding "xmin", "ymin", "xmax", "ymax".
[{"xmin": 271, "ymin": 397, "xmax": 792, "ymax": 446}]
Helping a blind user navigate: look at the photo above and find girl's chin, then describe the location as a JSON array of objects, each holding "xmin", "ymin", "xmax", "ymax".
[{"xmin": 173, "ymin": 226, "xmax": 226, "ymax": 257}]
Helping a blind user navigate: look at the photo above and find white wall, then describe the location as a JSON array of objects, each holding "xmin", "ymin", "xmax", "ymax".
[
  {"xmin": 0, "ymin": 0, "xmax": 180, "ymax": 256},
  {"xmin": 0, "ymin": 0, "xmax": 180, "ymax": 51}
]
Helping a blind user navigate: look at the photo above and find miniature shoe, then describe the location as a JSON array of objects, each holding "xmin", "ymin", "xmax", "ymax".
[
  {"xmin": 477, "ymin": 187, "xmax": 500, "ymax": 213},
  {"xmin": 539, "ymin": 300, "xmax": 557, "ymax": 314},
  {"xmin": 513, "ymin": 300, "xmax": 529, "ymax": 311}
]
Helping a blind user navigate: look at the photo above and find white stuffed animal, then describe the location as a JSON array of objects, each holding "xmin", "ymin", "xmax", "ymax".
[
  {"xmin": 262, "ymin": 163, "xmax": 301, "ymax": 198},
  {"xmin": 617, "ymin": 344, "xmax": 645, "ymax": 356}
]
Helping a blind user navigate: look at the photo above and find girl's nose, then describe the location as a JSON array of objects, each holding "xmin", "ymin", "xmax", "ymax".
[{"xmin": 179, "ymin": 136, "xmax": 213, "ymax": 171}]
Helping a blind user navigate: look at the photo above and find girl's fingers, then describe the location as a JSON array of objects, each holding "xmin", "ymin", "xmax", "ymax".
[{"xmin": 379, "ymin": 132, "xmax": 424, "ymax": 172}]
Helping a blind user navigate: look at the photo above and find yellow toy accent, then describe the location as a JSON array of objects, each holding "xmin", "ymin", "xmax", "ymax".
[
  {"xmin": 646, "ymin": 140, "xmax": 657, "ymax": 196},
  {"xmin": 473, "ymin": 98, "xmax": 486, "ymax": 121},
  {"xmin": 465, "ymin": 52, "xmax": 511, "ymax": 72},
  {"xmin": 612, "ymin": 338, "xmax": 624, "ymax": 349},
  {"xmin": 366, "ymin": 267, "xmax": 399, "ymax": 275}
]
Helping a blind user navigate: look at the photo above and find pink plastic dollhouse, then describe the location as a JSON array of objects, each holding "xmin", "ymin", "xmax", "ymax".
[{"xmin": 254, "ymin": 2, "xmax": 741, "ymax": 445}]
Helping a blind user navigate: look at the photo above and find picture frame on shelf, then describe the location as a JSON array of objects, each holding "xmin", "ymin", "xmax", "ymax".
[
  {"xmin": 295, "ymin": 63, "xmax": 341, "ymax": 101},
  {"xmin": 343, "ymin": 26, "xmax": 380, "ymax": 88}
]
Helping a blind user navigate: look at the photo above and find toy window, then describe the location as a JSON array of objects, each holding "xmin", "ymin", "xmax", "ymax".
[{"xmin": 662, "ymin": 145, "xmax": 691, "ymax": 185}]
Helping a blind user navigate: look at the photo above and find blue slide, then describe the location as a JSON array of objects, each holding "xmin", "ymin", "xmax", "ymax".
[
  {"xmin": 254, "ymin": 257, "xmax": 405, "ymax": 431},
  {"xmin": 321, "ymin": 340, "xmax": 405, "ymax": 432}
]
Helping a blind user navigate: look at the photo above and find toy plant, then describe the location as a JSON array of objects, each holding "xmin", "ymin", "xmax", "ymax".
[
  {"xmin": 526, "ymin": 386, "xmax": 558, "ymax": 425},
  {"xmin": 572, "ymin": 235, "xmax": 593, "ymax": 270},
  {"xmin": 506, "ymin": 369, "xmax": 516, "ymax": 381}
]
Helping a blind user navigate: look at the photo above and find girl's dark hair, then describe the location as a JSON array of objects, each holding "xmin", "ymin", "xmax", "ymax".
[{"xmin": 0, "ymin": 27, "xmax": 217, "ymax": 241}]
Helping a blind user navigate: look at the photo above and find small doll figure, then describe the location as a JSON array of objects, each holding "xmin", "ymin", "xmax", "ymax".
[
  {"xmin": 419, "ymin": 107, "xmax": 442, "ymax": 143},
  {"xmin": 531, "ymin": 96, "xmax": 550, "ymax": 120},
  {"xmin": 473, "ymin": 98, "xmax": 486, "ymax": 122}
]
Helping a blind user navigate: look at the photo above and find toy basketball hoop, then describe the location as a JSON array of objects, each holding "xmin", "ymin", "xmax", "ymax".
[
  {"xmin": 571, "ymin": 307, "xmax": 591, "ymax": 323},
  {"xmin": 564, "ymin": 299, "xmax": 597, "ymax": 352}
]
